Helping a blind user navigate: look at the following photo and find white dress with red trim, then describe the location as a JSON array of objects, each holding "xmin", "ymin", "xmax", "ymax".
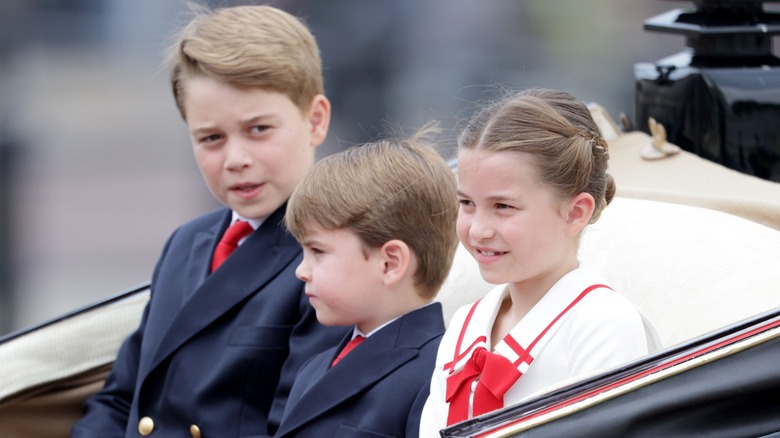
[{"xmin": 419, "ymin": 267, "xmax": 649, "ymax": 435}]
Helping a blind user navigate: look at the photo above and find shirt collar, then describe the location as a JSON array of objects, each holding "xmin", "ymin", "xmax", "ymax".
[{"xmin": 230, "ymin": 211, "xmax": 264, "ymax": 231}]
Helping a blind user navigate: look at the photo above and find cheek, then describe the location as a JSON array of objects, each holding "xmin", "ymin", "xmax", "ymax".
[
  {"xmin": 278, "ymin": 145, "xmax": 314, "ymax": 179},
  {"xmin": 195, "ymin": 150, "xmax": 222, "ymax": 171},
  {"xmin": 455, "ymin": 214, "xmax": 470, "ymax": 243}
]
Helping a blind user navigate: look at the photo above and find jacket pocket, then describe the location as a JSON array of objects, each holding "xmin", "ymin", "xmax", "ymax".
[{"xmin": 228, "ymin": 325, "xmax": 292, "ymax": 348}]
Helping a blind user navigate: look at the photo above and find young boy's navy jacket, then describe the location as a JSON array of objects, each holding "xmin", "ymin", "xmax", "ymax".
[
  {"xmin": 72, "ymin": 205, "xmax": 347, "ymax": 438},
  {"xmin": 275, "ymin": 302, "xmax": 445, "ymax": 438}
]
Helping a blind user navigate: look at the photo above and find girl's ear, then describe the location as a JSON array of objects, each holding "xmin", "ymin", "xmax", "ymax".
[
  {"xmin": 565, "ymin": 193, "xmax": 596, "ymax": 235},
  {"xmin": 379, "ymin": 239, "xmax": 411, "ymax": 288},
  {"xmin": 307, "ymin": 94, "xmax": 331, "ymax": 148}
]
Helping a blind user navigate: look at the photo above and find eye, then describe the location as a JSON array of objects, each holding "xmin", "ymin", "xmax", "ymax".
[
  {"xmin": 458, "ymin": 199, "xmax": 474, "ymax": 208},
  {"xmin": 495, "ymin": 203, "xmax": 513, "ymax": 210},
  {"xmin": 249, "ymin": 124, "xmax": 272, "ymax": 134},
  {"xmin": 304, "ymin": 245, "xmax": 324, "ymax": 256},
  {"xmin": 197, "ymin": 133, "xmax": 223, "ymax": 144}
]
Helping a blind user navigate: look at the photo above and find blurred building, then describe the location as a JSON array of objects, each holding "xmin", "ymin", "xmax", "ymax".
[{"xmin": 1, "ymin": 0, "xmax": 739, "ymax": 334}]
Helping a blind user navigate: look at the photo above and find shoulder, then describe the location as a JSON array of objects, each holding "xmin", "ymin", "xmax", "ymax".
[
  {"xmin": 562, "ymin": 285, "xmax": 649, "ymax": 362},
  {"xmin": 574, "ymin": 285, "xmax": 644, "ymax": 329},
  {"xmin": 388, "ymin": 304, "xmax": 446, "ymax": 353},
  {"xmin": 559, "ymin": 267, "xmax": 644, "ymax": 327},
  {"xmin": 549, "ymin": 283, "xmax": 649, "ymax": 376}
]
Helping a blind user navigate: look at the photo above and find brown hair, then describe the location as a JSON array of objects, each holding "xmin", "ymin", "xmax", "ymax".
[
  {"xmin": 286, "ymin": 124, "xmax": 459, "ymax": 299},
  {"xmin": 167, "ymin": 4, "xmax": 323, "ymax": 119},
  {"xmin": 459, "ymin": 88, "xmax": 615, "ymax": 223}
]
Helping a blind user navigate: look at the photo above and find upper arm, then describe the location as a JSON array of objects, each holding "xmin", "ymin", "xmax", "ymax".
[{"xmin": 564, "ymin": 291, "xmax": 649, "ymax": 376}]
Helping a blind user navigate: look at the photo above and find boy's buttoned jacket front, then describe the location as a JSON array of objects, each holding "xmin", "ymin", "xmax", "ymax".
[
  {"xmin": 72, "ymin": 205, "xmax": 348, "ymax": 438},
  {"xmin": 276, "ymin": 303, "xmax": 445, "ymax": 438}
]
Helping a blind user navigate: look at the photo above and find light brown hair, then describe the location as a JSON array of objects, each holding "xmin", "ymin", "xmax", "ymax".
[
  {"xmin": 167, "ymin": 4, "xmax": 323, "ymax": 119},
  {"xmin": 459, "ymin": 88, "xmax": 615, "ymax": 223},
  {"xmin": 286, "ymin": 124, "xmax": 459, "ymax": 299}
]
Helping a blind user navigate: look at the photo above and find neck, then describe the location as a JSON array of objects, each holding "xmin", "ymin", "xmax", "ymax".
[{"xmin": 506, "ymin": 259, "xmax": 579, "ymax": 322}]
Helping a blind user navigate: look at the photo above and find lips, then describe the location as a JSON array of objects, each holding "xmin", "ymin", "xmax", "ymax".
[
  {"xmin": 230, "ymin": 182, "xmax": 264, "ymax": 199},
  {"xmin": 305, "ymin": 292, "xmax": 319, "ymax": 307},
  {"xmin": 474, "ymin": 247, "xmax": 507, "ymax": 263},
  {"xmin": 231, "ymin": 182, "xmax": 260, "ymax": 191}
]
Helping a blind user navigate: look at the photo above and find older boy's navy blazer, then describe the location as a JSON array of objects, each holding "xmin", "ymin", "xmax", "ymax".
[
  {"xmin": 72, "ymin": 205, "xmax": 348, "ymax": 438},
  {"xmin": 275, "ymin": 303, "xmax": 445, "ymax": 438}
]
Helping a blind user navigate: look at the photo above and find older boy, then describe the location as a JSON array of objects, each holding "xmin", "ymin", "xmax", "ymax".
[
  {"xmin": 72, "ymin": 5, "xmax": 347, "ymax": 437},
  {"xmin": 275, "ymin": 125, "xmax": 459, "ymax": 437}
]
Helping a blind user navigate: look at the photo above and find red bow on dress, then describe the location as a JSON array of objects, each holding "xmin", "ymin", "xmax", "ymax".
[{"xmin": 445, "ymin": 347, "xmax": 522, "ymax": 425}]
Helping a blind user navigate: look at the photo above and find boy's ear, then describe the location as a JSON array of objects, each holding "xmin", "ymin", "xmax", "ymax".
[
  {"xmin": 379, "ymin": 239, "xmax": 411, "ymax": 288},
  {"xmin": 307, "ymin": 94, "xmax": 331, "ymax": 148},
  {"xmin": 565, "ymin": 192, "xmax": 596, "ymax": 235}
]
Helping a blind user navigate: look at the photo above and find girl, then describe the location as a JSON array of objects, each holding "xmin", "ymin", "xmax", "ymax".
[{"xmin": 420, "ymin": 88, "xmax": 651, "ymax": 433}]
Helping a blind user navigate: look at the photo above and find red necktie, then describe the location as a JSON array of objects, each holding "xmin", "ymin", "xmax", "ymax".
[
  {"xmin": 210, "ymin": 220, "xmax": 254, "ymax": 273},
  {"xmin": 331, "ymin": 335, "xmax": 365, "ymax": 367}
]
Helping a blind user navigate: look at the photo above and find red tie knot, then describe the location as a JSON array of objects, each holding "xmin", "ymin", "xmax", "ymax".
[
  {"xmin": 211, "ymin": 220, "xmax": 254, "ymax": 272},
  {"xmin": 222, "ymin": 220, "xmax": 254, "ymax": 245}
]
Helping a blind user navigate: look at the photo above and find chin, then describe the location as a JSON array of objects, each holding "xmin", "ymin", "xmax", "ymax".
[{"xmin": 477, "ymin": 269, "xmax": 506, "ymax": 285}]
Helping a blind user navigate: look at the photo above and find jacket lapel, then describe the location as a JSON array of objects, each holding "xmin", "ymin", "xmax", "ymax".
[
  {"xmin": 180, "ymin": 217, "xmax": 227, "ymax": 306},
  {"xmin": 277, "ymin": 304, "xmax": 444, "ymax": 435},
  {"xmin": 144, "ymin": 207, "xmax": 299, "ymax": 377}
]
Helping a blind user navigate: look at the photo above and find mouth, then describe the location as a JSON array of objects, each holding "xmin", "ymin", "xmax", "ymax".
[
  {"xmin": 474, "ymin": 247, "xmax": 507, "ymax": 263},
  {"xmin": 477, "ymin": 249, "xmax": 505, "ymax": 257},
  {"xmin": 230, "ymin": 182, "xmax": 264, "ymax": 199}
]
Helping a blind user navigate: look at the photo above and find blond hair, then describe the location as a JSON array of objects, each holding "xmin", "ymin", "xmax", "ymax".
[
  {"xmin": 459, "ymin": 88, "xmax": 615, "ymax": 223},
  {"xmin": 286, "ymin": 124, "xmax": 459, "ymax": 299},
  {"xmin": 168, "ymin": 4, "xmax": 323, "ymax": 119}
]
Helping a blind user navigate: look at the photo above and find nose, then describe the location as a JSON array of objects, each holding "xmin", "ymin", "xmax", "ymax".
[
  {"xmin": 224, "ymin": 139, "xmax": 253, "ymax": 171},
  {"xmin": 295, "ymin": 257, "xmax": 311, "ymax": 282},
  {"xmin": 468, "ymin": 211, "xmax": 495, "ymax": 241}
]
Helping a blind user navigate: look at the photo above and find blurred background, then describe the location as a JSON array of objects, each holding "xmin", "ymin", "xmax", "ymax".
[{"xmin": 0, "ymin": 0, "xmax": 776, "ymax": 335}]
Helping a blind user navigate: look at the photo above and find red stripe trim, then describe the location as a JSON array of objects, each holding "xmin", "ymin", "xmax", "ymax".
[
  {"xmin": 503, "ymin": 335, "xmax": 528, "ymax": 363},
  {"xmin": 446, "ymin": 299, "xmax": 483, "ymax": 372},
  {"xmin": 475, "ymin": 316, "xmax": 780, "ymax": 438},
  {"xmin": 512, "ymin": 284, "xmax": 610, "ymax": 367}
]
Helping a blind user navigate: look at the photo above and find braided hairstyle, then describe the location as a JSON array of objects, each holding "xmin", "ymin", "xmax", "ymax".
[{"xmin": 458, "ymin": 88, "xmax": 614, "ymax": 223}]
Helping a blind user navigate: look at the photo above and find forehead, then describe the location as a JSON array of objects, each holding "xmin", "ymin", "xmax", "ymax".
[
  {"xmin": 182, "ymin": 76, "xmax": 302, "ymax": 124},
  {"xmin": 301, "ymin": 226, "xmax": 361, "ymax": 246},
  {"xmin": 457, "ymin": 150, "xmax": 541, "ymax": 190}
]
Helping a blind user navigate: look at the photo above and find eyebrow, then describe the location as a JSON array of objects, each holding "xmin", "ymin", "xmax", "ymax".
[
  {"xmin": 457, "ymin": 190, "xmax": 517, "ymax": 203},
  {"xmin": 191, "ymin": 114, "xmax": 277, "ymax": 136},
  {"xmin": 300, "ymin": 236, "xmax": 325, "ymax": 248},
  {"xmin": 191, "ymin": 125, "xmax": 218, "ymax": 137},
  {"xmin": 241, "ymin": 114, "xmax": 276, "ymax": 125}
]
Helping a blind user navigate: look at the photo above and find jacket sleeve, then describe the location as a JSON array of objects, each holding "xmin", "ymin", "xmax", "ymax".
[
  {"xmin": 70, "ymin": 302, "xmax": 148, "ymax": 437},
  {"xmin": 70, "ymin": 232, "xmax": 176, "ymax": 437}
]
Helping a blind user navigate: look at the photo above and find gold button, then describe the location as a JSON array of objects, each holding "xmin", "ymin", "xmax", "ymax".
[
  {"xmin": 190, "ymin": 424, "xmax": 201, "ymax": 438},
  {"xmin": 138, "ymin": 417, "xmax": 154, "ymax": 436}
]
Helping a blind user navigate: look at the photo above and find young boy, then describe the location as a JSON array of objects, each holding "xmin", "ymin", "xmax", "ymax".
[
  {"xmin": 72, "ymin": 5, "xmax": 348, "ymax": 437},
  {"xmin": 274, "ymin": 125, "xmax": 459, "ymax": 438}
]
